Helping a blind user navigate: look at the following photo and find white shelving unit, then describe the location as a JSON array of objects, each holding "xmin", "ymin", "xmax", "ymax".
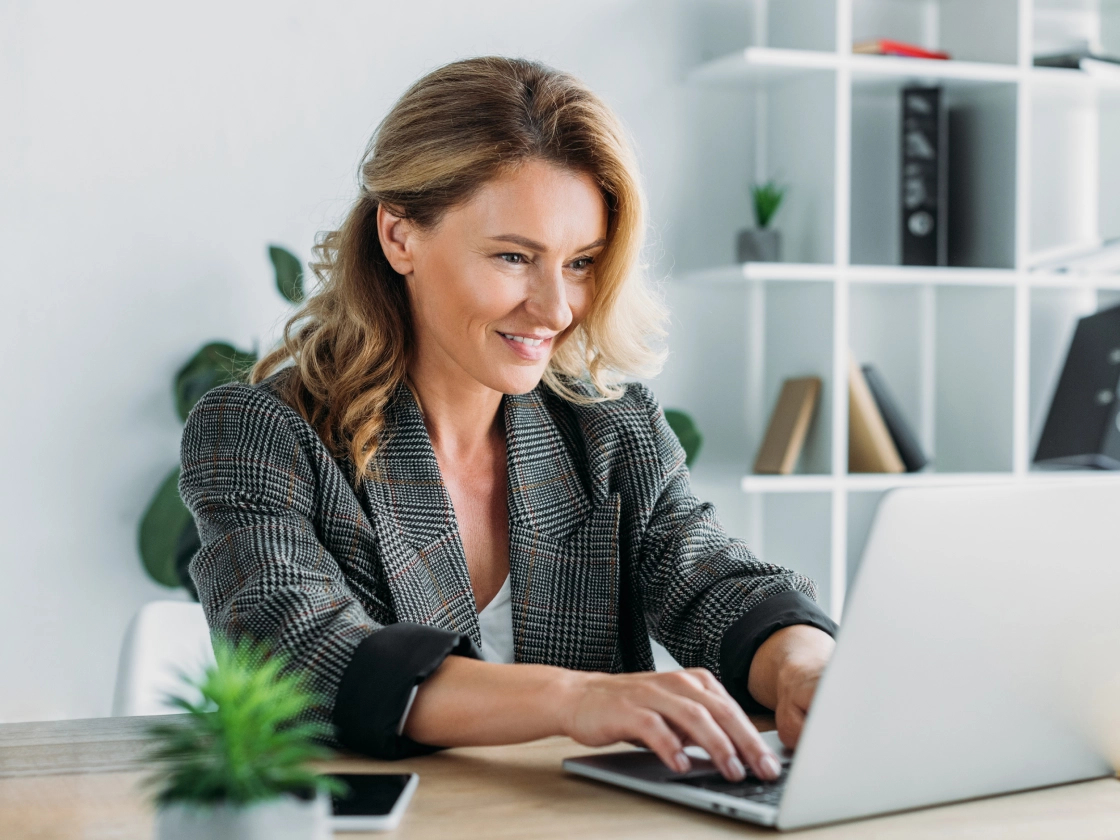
[{"xmin": 672, "ymin": 0, "xmax": 1120, "ymax": 620}]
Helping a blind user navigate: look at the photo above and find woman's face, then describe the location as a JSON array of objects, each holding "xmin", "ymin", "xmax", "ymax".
[{"xmin": 379, "ymin": 158, "xmax": 608, "ymax": 397}]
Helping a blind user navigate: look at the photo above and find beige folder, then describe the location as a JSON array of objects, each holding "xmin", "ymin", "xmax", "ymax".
[
  {"xmin": 848, "ymin": 355, "xmax": 905, "ymax": 473},
  {"xmin": 753, "ymin": 376, "xmax": 822, "ymax": 475}
]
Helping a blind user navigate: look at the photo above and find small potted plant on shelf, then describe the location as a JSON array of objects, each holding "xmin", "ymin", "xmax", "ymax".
[
  {"xmin": 142, "ymin": 635, "xmax": 346, "ymax": 840},
  {"xmin": 737, "ymin": 179, "xmax": 787, "ymax": 263}
]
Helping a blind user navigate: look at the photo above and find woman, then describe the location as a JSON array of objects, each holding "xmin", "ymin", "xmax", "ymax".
[{"xmin": 179, "ymin": 56, "xmax": 836, "ymax": 785}]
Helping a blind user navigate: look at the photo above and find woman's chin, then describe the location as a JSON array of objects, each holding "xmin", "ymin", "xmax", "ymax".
[{"xmin": 483, "ymin": 364, "xmax": 548, "ymax": 396}]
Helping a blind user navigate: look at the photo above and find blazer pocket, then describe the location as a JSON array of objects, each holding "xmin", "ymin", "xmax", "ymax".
[{"xmin": 508, "ymin": 492, "xmax": 621, "ymax": 671}]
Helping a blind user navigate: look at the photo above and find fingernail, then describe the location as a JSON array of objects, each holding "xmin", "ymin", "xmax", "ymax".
[
  {"xmin": 674, "ymin": 751, "xmax": 691, "ymax": 773},
  {"xmin": 726, "ymin": 755, "xmax": 746, "ymax": 781},
  {"xmin": 760, "ymin": 753, "xmax": 782, "ymax": 780}
]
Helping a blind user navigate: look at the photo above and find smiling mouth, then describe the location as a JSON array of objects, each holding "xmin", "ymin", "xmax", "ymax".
[{"xmin": 499, "ymin": 333, "xmax": 550, "ymax": 347}]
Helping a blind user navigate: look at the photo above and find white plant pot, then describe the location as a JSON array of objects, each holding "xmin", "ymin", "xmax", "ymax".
[{"xmin": 155, "ymin": 790, "xmax": 331, "ymax": 840}]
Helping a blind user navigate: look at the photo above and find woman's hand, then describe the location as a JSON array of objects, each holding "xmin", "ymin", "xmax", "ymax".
[
  {"xmin": 559, "ymin": 668, "xmax": 784, "ymax": 782},
  {"xmin": 746, "ymin": 625, "xmax": 835, "ymax": 749}
]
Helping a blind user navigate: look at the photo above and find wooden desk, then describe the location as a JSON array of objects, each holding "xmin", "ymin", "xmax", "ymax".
[{"xmin": 3, "ymin": 716, "xmax": 1120, "ymax": 839}]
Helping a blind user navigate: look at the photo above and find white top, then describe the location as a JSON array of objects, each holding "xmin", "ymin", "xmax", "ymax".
[
  {"xmin": 395, "ymin": 573, "xmax": 515, "ymax": 736},
  {"xmin": 477, "ymin": 573, "xmax": 515, "ymax": 664}
]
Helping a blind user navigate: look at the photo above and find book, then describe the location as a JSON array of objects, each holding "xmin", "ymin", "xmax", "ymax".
[
  {"xmin": 1034, "ymin": 301, "xmax": 1120, "ymax": 470},
  {"xmin": 849, "ymin": 357, "xmax": 905, "ymax": 474},
  {"xmin": 753, "ymin": 376, "xmax": 822, "ymax": 475},
  {"xmin": 901, "ymin": 86, "xmax": 948, "ymax": 267},
  {"xmin": 861, "ymin": 364, "xmax": 929, "ymax": 472},
  {"xmin": 853, "ymin": 39, "xmax": 950, "ymax": 60},
  {"xmin": 1033, "ymin": 48, "xmax": 1120, "ymax": 70}
]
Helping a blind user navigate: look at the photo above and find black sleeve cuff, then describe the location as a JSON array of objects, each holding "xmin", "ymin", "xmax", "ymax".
[
  {"xmin": 331, "ymin": 622, "xmax": 481, "ymax": 760},
  {"xmin": 719, "ymin": 590, "xmax": 839, "ymax": 715}
]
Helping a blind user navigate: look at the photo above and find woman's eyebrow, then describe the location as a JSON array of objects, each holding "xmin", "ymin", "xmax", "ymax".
[{"xmin": 487, "ymin": 234, "xmax": 607, "ymax": 252}]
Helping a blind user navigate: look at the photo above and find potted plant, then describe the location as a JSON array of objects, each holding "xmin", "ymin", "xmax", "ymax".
[
  {"xmin": 142, "ymin": 635, "xmax": 346, "ymax": 840},
  {"xmin": 664, "ymin": 409, "xmax": 703, "ymax": 467},
  {"xmin": 138, "ymin": 245, "xmax": 305, "ymax": 598},
  {"xmin": 737, "ymin": 179, "xmax": 787, "ymax": 263}
]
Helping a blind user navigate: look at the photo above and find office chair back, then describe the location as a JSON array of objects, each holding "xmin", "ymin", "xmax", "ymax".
[{"xmin": 112, "ymin": 600, "xmax": 215, "ymax": 716}]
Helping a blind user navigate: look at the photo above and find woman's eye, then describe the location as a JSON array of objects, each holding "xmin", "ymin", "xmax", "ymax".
[
  {"xmin": 570, "ymin": 256, "xmax": 595, "ymax": 271},
  {"xmin": 499, "ymin": 253, "xmax": 526, "ymax": 264}
]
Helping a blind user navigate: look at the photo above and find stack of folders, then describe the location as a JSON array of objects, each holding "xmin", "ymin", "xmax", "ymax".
[{"xmin": 753, "ymin": 359, "xmax": 928, "ymax": 475}]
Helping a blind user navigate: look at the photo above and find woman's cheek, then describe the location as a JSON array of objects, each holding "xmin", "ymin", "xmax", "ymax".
[{"xmin": 570, "ymin": 282, "xmax": 594, "ymax": 324}]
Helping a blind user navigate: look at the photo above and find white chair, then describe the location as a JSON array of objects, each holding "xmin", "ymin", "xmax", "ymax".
[{"xmin": 112, "ymin": 600, "xmax": 216, "ymax": 716}]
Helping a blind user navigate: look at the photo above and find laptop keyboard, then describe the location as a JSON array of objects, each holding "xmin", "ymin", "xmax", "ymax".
[{"xmin": 671, "ymin": 767, "xmax": 788, "ymax": 806}]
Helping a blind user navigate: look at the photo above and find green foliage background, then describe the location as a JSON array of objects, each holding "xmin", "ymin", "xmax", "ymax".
[
  {"xmin": 138, "ymin": 246, "xmax": 304, "ymax": 594},
  {"xmin": 664, "ymin": 409, "xmax": 702, "ymax": 467}
]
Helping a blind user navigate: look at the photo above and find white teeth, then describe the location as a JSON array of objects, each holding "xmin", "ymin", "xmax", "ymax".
[{"xmin": 502, "ymin": 333, "xmax": 544, "ymax": 347}]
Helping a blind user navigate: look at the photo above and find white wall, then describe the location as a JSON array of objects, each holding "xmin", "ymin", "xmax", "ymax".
[{"xmin": 0, "ymin": 0, "xmax": 758, "ymax": 721}]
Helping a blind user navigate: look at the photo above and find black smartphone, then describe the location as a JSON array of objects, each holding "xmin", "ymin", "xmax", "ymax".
[{"xmin": 327, "ymin": 772, "xmax": 419, "ymax": 832}]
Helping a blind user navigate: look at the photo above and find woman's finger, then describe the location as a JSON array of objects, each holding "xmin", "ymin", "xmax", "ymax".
[
  {"xmin": 641, "ymin": 687, "xmax": 747, "ymax": 781},
  {"xmin": 627, "ymin": 709, "xmax": 690, "ymax": 774},
  {"xmin": 664, "ymin": 670, "xmax": 782, "ymax": 781}
]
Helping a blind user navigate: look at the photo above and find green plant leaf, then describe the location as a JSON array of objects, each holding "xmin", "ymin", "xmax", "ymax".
[
  {"xmin": 751, "ymin": 180, "xmax": 786, "ymax": 229},
  {"xmin": 139, "ymin": 467, "xmax": 194, "ymax": 588},
  {"xmin": 175, "ymin": 519, "xmax": 201, "ymax": 601},
  {"xmin": 174, "ymin": 342, "xmax": 258, "ymax": 422},
  {"xmin": 664, "ymin": 409, "xmax": 703, "ymax": 468},
  {"xmin": 142, "ymin": 635, "xmax": 346, "ymax": 807},
  {"xmin": 269, "ymin": 245, "xmax": 304, "ymax": 303}
]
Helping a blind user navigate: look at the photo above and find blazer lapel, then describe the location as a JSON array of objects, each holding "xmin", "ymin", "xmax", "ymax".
[
  {"xmin": 360, "ymin": 381, "xmax": 621, "ymax": 670},
  {"xmin": 503, "ymin": 387, "xmax": 621, "ymax": 671},
  {"xmin": 361, "ymin": 383, "xmax": 481, "ymax": 645}
]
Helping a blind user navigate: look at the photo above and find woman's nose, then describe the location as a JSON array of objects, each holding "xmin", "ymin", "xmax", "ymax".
[{"xmin": 525, "ymin": 263, "xmax": 572, "ymax": 332}]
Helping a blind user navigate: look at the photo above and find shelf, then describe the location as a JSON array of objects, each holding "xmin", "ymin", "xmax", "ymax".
[
  {"xmin": 1025, "ymin": 470, "xmax": 1120, "ymax": 485},
  {"xmin": 1027, "ymin": 271, "xmax": 1120, "ymax": 290},
  {"xmin": 689, "ymin": 48, "xmax": 1023, "ymax": 89},
  {"xmin": 1030, "ymin": 67, "xmax": 1120, "ymax": 102},
  {"xmin": 677, "ymin": 264, "xmax": 1020, "ymax": 285},
  {"xmin": 672, "ymin": 0, "xmax": 1118, "ymax": 619},
  {"xmin": 848, "ymin": 54, "xmax": 1021, "ymax": 87},
  {"xmin": 848, "ymin": 266, "xmax": 1019, "ymax": 285},
  {"xmin": 843, "ymin": 472, "xmax": 1021, "ymax": 491},
  {"xmin": 688, "ymin": 48, "xmax": 838, "ymax": 86},
  {"xmin": 741, "ymin": 475, "xmax": 835, "ymax": 493},
  {"xmin": 677, "ymin": 263, "xmax": 1120, "ymax": 288},
  {"xmin": 740, "ymin": 470, "xmax": 1120, "ymax": 494},
  {"xmin": 675, "ymin": 263, "xmax": 836, "ymax": 283}
]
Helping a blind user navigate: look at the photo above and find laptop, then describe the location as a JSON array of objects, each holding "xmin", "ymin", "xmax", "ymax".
[{"xmin": 564, "ymin": 481, "xmax": 1120, "ymax": 830}]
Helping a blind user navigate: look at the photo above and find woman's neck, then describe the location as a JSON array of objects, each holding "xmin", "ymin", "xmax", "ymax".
[{"xmin": 406, "ymin": 360, "xmax": 505, "ymax": 462}]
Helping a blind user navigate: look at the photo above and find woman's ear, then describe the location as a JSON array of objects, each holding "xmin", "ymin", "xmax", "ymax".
[{"xmin": 376, "ymin": 203, "xmax": 417, "ymax": 277}]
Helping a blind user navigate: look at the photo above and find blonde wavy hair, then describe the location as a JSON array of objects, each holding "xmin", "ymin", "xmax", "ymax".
[{"xmin": 253, "ymin": 56, "xmax": 667, "ymax": 481}]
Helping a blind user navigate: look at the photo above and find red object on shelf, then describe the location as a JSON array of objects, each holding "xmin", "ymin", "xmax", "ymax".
[{"xmin": 853, "ymin": 39, "xmax": 951, "ymax": 60}]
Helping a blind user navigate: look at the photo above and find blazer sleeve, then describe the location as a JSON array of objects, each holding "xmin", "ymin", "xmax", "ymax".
[
  {"xmin": 628, "ymin": 383, "xmax": 838, "ymax": 713},
  {"xmin": 178, "ymin": 382, "xmax": 479, "ymax": 759}
]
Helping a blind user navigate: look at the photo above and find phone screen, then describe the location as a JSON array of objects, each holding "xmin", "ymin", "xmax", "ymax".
[{"xmin": 328, "ymin": 773, "xmax": 414, "ymax": 816}]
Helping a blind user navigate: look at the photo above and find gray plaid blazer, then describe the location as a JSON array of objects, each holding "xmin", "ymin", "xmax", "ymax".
[{"xmin": 180, "ymin": 371, "xmax": 834, "ymax": 758}]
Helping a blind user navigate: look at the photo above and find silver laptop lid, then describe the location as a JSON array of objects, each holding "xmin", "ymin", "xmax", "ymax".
[{"xmin": 778, "ymin": 480, "xmax": 1120, "ymax": 830}]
